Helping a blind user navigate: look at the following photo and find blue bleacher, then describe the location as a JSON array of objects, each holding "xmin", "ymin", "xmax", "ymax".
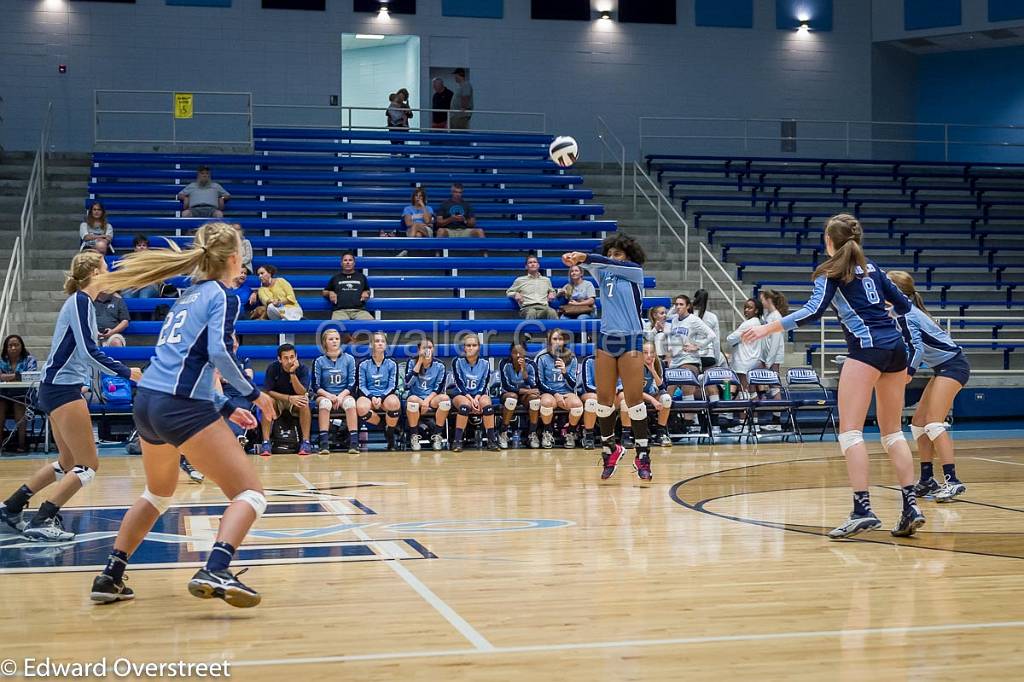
[
  {"xmin": 89, "ymin": 183, "xmax": 593, "ymax": 202},
  {"xmin": 92, "ymin": 152, "xmax": 562, "ymax": 171},
  {"xmin": 88, "ymin": 198, "xmax": 605, "ymax": 216},
  {"xmin": 111, "ymin": 235, "xmax": 599, "ymax": 253},
  {"xmin": 163, "ymin": 274, "xmax": 657, "ymax": 291},
  {"xmin": 109, "ymin": 217, "xmax": 615, "ymax": 236},
  {"xmin": 108, "ymin": 255, "xmax": 578, "ymax": 272}
]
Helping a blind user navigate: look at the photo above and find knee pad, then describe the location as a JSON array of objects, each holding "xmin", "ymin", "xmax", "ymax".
[
  {"xmin": 528, "ymin": 399, "xmax": 541, "ymax": 412},
  {"xmin": 482, "ymin": 404, "xmax": 495, "ymax": 416},
  {"xmin": 317, "ymin": 397, "xmax": 334, "ymax": 411},
  {"xmin": 881, "ymin": 431, "xmax": 906, "ymax": 452},
  {"xmin": 910, "ymin": 424, "xmax": 927, "ymax": 442},
  {"xmin": 659, "ymin": 393, "xmax": 673, "ymax": 410},
  {"xmin": 595, "ymin": 403, "xmax": 616, "ymax": 418},
  {"xmin": 71, "ymin": 465, "xmax": 95, "ymax": 487},
  {"xmin": 234, "ymin": 489, "xmax": 267, "ymax": 519},
  {"xmin": 584, "ymin": 399, "xmax": 598, "ymax": 413},
  {"xmin": 437, "ymin": 400, "xmax": 451, "ymax": 412},
  {"xmin": 837, "ymin": 430, "xmax": 864, "ymax": 454},
  {"xmin": 141, "ymin": 487, "xmax": 172, "ymax": 515},
  {"xmin": 627, "ymin": 403, "xmax": 648, "ymax": 421},
  {"xmin": 504, "ymin": 396, "xmax": 518, "ymax": 411},
  {"xmin": 51, "ymin": 462, "xmax": 66, "ymax": 482},
  {"xmin": 341, "ymin": 396, "xmax": 356, "ymax": 411},
  {"xmin": 407, "ymin": 401, "xmax": 421, "ymax": 414},
  {"xmin": 458, "ymin": 405, "xmax": 471, "ymax": 416},
  {"xmin": 924, "ymin": 422, "xmax": 948, "ymax": 441},
  {"xmin": 386, "ymin": 410, "xmax": 401, "ymax": 419},
  {"xmin": 569, "ymin": 406, "xmax": 585, "ymax": 419},
  {"xmin": 540, "ymin": 405, "xmax": 554, "ymax": 417}
]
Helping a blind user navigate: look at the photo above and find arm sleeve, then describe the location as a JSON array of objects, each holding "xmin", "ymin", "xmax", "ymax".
[
  {"xmin": 429, "ymin": 364, "xmax": 445, "ymax": 393},
  {"xmin": 296, "ymin": 364, "xmax": 311, "ymax": 390},
  {"xmin": 385, "ymin": 360, "xmax": 398, "ymax": 394},
  {"xmin": 79, "ymin": 223, "xmax": 88, "ymax": 240},
  {"xmin": 70, "ymin": 296, "xmax": 131, "ymax": 379},
  {"xmin": 403, "ymin": 360, "xmax": 418, "ymax": 388},
  {"xmin": 726, "ymin": 326, "xmax": 743, "ymax": 348},
  {"xmin": 324, "ymin": 274, "xmax": 338, "ymax": 294},
  {"xmin": 780, "ymin": 276, "xmax": 837, "ymax": 331},
  {"xmin": 263, "ymin": 365, "xmax": 276, "ymax": 391},
  {"xmin": 903, "ymin": 313, "xmax": 923, "ymax": 375},
  {"xmin": 564, "ymin": 358, "xmax": 579, "ymax": 390},
  {"xmin": 281, "ymin": 280, "xmax": 298, "ymax": 306},
  {"xmin": 452, "ymin": 360, "xmax": 467, "ymax": 394},
  {"xmin": 580, "ymin": 254, "xmax": 645, "ymax": 285},
  {"xmin": 310, "ymin": 358, "xmax": 323, "ymax": 395},
  {"xmin": 115, "ymin": 297, "xmax": 130, "ymax": 323},
  {"xmin": 343, "ymin": 356, "xmax": 356, "ymax": 392},
  {"xmin": 506, "ymin": 276, "xmax": 524, "ymax": 298},
  {"xmin": 207, "ymin": 289, "xmax": 261, "ymax": 401},
  {"xmin": 879, "ymin": 270, "xmax": 912, "ymax": 316},
  {"xmin": 217, "ymin": 183, "xmax": 230, "ymax": 199},
  {"xmin": 498, "ymin": 360, "xmax": 513, "ymax": 393},
  {"xmin": 536, "ymin": 356, "xmax": 553, "ymax": 393},
  {"xmin": 357, "ymin": 360, "xmax": 369, "ymax": 395},
  {"xmin": 105, "ymin": 222, "xmax": 114, "ymax": 239}
]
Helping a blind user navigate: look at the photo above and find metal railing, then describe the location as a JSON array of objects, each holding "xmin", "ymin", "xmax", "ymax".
[
  {"xmin": 596, "ymin": 115, "xmax": 625, "ymax": 196},
  {"xmin": 253, "ymin": 105, "xmax": 548, "ymax": 134},
  {"xmin": 94, "ymin": 90, "xmax": 253, "ymax": 148},
  {"xmin": 632, "ymin": 162, "xmax": 690, "ymax": 279},
  {"xmin": 697, "ymin": 241, "xmax": 746, "ymax": 330},
  {"xmin": 1, "ymin": 103, "xmax": 51, "ymax": 341},
  {"xmin": 638, "ymin": 116, "xmax": 1024, "ymax": 162}
]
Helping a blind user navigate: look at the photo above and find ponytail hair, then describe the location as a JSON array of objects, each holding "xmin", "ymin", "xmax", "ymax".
[
  {"xmin": 812, "ymin": 213, "xmax": 868, "ymax": 284},
  {"xmin": 93, "ymin": 222, "xmax": 241, "ymax": 294},
  {"xmin": 63, "ymin": 251, "xmax": 105, "ymax": 295},
  {"xmin": 887, "ymin": 270, "xmax": 931, "ymax": 317},
  {"xmin": 759, "ymin": 287, "xmax": 790, "ymax": 316}
]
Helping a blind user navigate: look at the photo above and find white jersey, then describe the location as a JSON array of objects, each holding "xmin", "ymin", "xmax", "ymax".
[
  {"xmin": 761, "ymin": 309, "xmax": 785, "ymax": 366},
  {"xmin": 728, "ymin": 317, "xmax": 767, "ymax": 374},
  {"xmin": 665, "ymin": 312, "xmax": 715, "ymax": 368},
  {"xmin": 699, "ymin": 310, "xmax": 724, "ymax": 364}
]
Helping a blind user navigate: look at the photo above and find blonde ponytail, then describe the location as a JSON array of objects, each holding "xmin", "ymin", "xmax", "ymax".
[
  {"xmin": 63, "ymin": 251, "xmax": 105, "ymax": 295},
  {"xmin": 812, "ymin": 213, "xmax": 868, "ymax": 284},
  {"xmin": 93, "ymin": 221, "xmax": 241, "ymax": 294},
  {"xmin": 887, "ymin": 270, "xmax": 931, "ymax": 317}
]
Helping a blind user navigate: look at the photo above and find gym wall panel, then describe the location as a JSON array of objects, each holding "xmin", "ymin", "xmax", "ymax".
[
  {"xmin": 904, "ymin": 0, "xmax": 961, "ymax": 31},
  {"xmin": 442, "ymin": 0, "xmax": 502, "ymax": 19},
  {"xmin": 694, "ymin": 0, "xmax": 753, "ymax": 28},
  {"xmin": 989, "ymin": 0, "xmax": 1024, "ymax": 23}
]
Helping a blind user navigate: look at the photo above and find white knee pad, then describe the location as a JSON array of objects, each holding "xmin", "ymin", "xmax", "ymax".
[
  {"xmin": 837, "ymin": 430, "xmax": 864, "ymax": 454},
  {"xmin": 407, "ymin": 401, "xmax": 421, "ymax": 414},
  {"xmin": 627, "ymin": 403, "xmax": 648, "ymax": 421},
  {"xmin": 504, "ymin": 396, "xmax": 518, "ymax": 411},
  {"xmin": 438, "ymin": 400, "xmax": 451, "ymax": 411},
  {"xmin": 51, "ymin": 462, "xmax": 66, "ymax": 482},
  {"xmin": 141, "ymin": 487, "xmax": 172, "ymax": 515},
  {"xmin": 539, "ymin": 405, "xmax": 554, "ymax": 417},
  {"xmin": 71, "ymin": 465, "xmax": 95, "ymax": 487},
  {"xmin": 924, "ymin": 422, "xmax": 948, "ymax": 441},
  {"xmin": 659, "ymin": 393, "xmax": 673, "ymax": 410},
  {"xmin": 341, "ymin": 396, "xmax": 356, "ymax": 410},
  {"xmin": 881, "ymin": 431, "xmax": 906, "ymax": 452},
  {"xmin": 595, "ymin": 403, "xmax": 615, "ymax": 418},
  {"xmin": 584, "ymin": 398, "xmax": 599, "ymax": 413},
  {"xmin": 910, "ymin": 424, "xmax": 927, "ymax": 442},
  {"xmin": 317, "ymin": 397, "xmax": 334, "ymax": 411},
  {"xmin": 528, "ymin": 399, "xmax": 541, "ymax": 412},
  {"xmin": 234, "ymin": 489, "xmax": 267, "ymax": 519},
  {"xmin": 569, "ymin": 406, "xmax": 585, "ymax": 418}
]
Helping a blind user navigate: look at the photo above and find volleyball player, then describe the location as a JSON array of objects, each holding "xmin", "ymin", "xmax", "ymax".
[
  {"xmin": 404, "ymin": 338, "xmax": 450, "ymax": 452},
  {"xmin": 87, "ymin": 222, "xmax": 276, "ymax": 606},
  {"xmin": 449, "ymin": 333, "xmax": 499, "ymax": 452},
  {"xmin": 888, "ymin": 271, "xmax": 970, "ymax": 502},
  {"xmin": 743, "ymin": 214, "xmax": 924, "ymax": 538},
  {"xmin": 0, "ymin": 252, "xmax": 141, "ymax": 541},
  {"xmin": 497, "ymin": 343, "xmax": 540, "ymax": 449},
  {"xmin": 356, "ymin": 332, "xmax": 402, "ymax": 450},
  {"xmin": 311, "ymin": 328, "xmax": 359, "ymax": 454},
  {"xmin": 562, "ymin": 234, "xmax": 651, "ymax": 483},
  {"xmin": 617, "ymin": 342, "xmax": 672, "ymax": 447},
  {"xmin": 535, "ymin": 329, "xmax": 583, "ymax": 449}
]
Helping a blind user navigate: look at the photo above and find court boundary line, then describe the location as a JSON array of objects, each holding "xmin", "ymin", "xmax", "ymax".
[
  {"xmin": 292, "ymin": 472, "xmax": 496, "ymax": 652},
  {"xmin": 230, "ymin": 618, "xmax": 1024, "ymax": 667}
]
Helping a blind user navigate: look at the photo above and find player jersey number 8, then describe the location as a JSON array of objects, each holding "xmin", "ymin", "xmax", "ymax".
[{"xmin": 862, "ymin": 277, "xmax": 880, "ymax": 304}]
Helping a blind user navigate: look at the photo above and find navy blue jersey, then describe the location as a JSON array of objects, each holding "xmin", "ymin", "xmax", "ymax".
[
  {"xmin": 578, "ymin": 356, "xmax": 621, "ymax": 394},
  {"xmin": 42, "ymin": 292, "xmax": 131, "ymax": 386},
  {"xmin": 780, "ymin": 261, "xmax": 912, "ymax": 353},
  {"xmin": 221, "ymin": 357, "xmax": 253, "ymax": 400},
  {"xmin": 404, "ymin": 358, "xmax": 447, "ymax": 398},
  {"xmin": 311, "ymin": 353, "xmax": 357, "ymax": 396},
  {"xmin": 139, "ymin": 281, "xmax": 259, "ymax": 402},
  {"xmin": 535, "ymin": 350, "xmax": 579, "ymax": 394},
  {"xmin": 580, "ymin": 254, "xmax": 644, "ymax": 335},
  {"xmin": 357, "ymin": 356, "xmax": 399, "ymax": 397},
  {"xmin": 498, "ymin": 357, "xmax": 538, "ymax": 393},
  {"xmin": 450, "ymin": 356, "xmax": 491, "ymax": 397},
  {"xmin": 905, "ymin": 305, "xmax": 961, "ymax": 374}
]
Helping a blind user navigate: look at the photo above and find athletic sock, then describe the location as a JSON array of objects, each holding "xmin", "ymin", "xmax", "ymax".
[
  {"xmin": 453, "ymin": 427, "xmax": 465, "ymax": 443},
  {"xmin": 920, "ymin": 461, "xmax": 934, "ymax": 482},
  {"xmin": 205, "ymin": 541, "xmax": 236, "ymax": 573},
  {"xmin": 900, "ymin": 485, "xmax": 917, "ymax": 513},
  {"xmin": 528, "ymin": 421, "xmax": 538, "ymax": 434},
  {"xmin": 486, "ymin": 428, "xmax": 497, "ymax": 443},
  {"xmin": 852, "ymin": 490, "xmax": 872, "ymax": 517},
  {"xmin": 33, "ymin": 500, "xmax": 61, "ymax": 524},
  {"xmin": 4, "ymin": 484, "xmax": 34, "ymax": 515},
  {"xmin": 102, "ymin": 549, "xmax": 129, "ymax": 582},
  {"xmin": 942, "ymin": 463, "xmax": 958, "ymax": 483}
]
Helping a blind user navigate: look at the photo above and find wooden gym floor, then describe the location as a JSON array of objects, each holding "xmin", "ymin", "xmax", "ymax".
[{"xmin": 0, "ymin": 437, "xmax": 1022, "ymax": 680}]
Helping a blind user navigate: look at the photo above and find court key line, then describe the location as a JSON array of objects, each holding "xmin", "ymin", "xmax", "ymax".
[
  {"xmin": 970, "ymin": 456, "xmax": 1024, "ymax": 467},
  {"xmin": 232, "ymin": 618, "xmax": 1024, "ymax": 668},
  {"xmin": 291, "ymin": 472, "xmax": 495, "ymax": 652}
]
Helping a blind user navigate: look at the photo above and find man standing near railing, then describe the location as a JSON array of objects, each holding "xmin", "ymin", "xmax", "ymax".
[
  {"xmin": 431, "ymin": 78, "xmax": 453, "ymax": 131},
  {"xmin": 450, "ymin": 68, "xmax": 473, "ymax": 130}
]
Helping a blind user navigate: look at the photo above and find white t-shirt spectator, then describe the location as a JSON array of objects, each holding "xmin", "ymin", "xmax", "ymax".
[
  {"xmin": 761, "ymin": 310, "xmax": 785, "ymax": 366},
  {"xmin": 80, "ymin": 221, "xmax": 113, "ymax": 244},
  {"xmin": 728, "ymin": 318, "xmax": 767, "ymax": 374}
]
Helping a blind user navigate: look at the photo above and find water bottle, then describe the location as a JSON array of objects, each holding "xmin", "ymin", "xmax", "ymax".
[
  {"xmin": 359, "ymin": 425, "xmax": 368, "ymax": 452},
  {"xmin": 722, "ymin": 382, "xmax": 732, "ymax": 400},
  {"xmin": 512, "ymin": 431, "xmax": 521, "ymax": 449}
]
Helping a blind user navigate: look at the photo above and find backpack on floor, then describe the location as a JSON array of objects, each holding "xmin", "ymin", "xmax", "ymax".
[{"xmin": 271, "ymin": 411, "xmax": 300, "ymax": 454}]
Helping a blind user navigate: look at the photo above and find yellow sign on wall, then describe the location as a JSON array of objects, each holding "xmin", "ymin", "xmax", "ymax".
[{"xmin": 174, "ymin": 93, "xmax": 193, "ymax": 119}]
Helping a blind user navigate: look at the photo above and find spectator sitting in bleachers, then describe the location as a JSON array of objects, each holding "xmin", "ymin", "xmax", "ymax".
[
  {"xmin": 557, "ymin": 264, "xmax": 596, "ymax": 320},
  {"xmin": 120, "ymin": 235, "xmax": 163, "ymax": 299},
  {"xmin": 80, "ymin": 202, "xmax": 113, "ymax": 255},
  {"xmin": 229, "ymin": 267, "xmax": 255, "ymax": 318},
  {"xmin": 251, "ymin": 264, "xmax": 303, "ymax": 321},
  {"xmin": 311, "ymin": 328, "xmax": 360, "ymax": 455},
  {"xmin": 0, "ymin": 334, "xmax": 38, "ymax": 453},
  {"xmin": 215, "ymin": 334, "xmax": 255, "ymax": 448},
  {"xmin": 403, "ymin": 188, "xmax": 434, "ymax": 238},
  {"xmin": 177, "ymin": 165, "xmax": 229, "ymax": 218},
  {"xmin": 322, "ymin": 252, "xmax": 373, "ymax": 321},
  {"xmin": 436, "ymin": 183, "xmax": 484, "ymax": 238},
  {"xmin": 93, "ymin": 291, "xmax": 129, "ymax": 347},
  {"xmin": 259, "ymin": 343, "xmax": 312, "ymax": 456},
  {"xmin": 506, "ymin": 255, "xmax": 558, "ymax": 320}
]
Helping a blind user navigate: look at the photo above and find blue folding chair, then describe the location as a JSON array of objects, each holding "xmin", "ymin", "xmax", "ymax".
[
  {"xmin": 664, "ymin": 367, "xmax": 711, "ymax": 444},
  {"xmin": 701, "ymin": 367, "xmax": 754, "ymax": 443},
  {"xmin": 746, "ymin": 368, "xmax": 800, "ymax": 442},
  {"xmin": 785, "ymin": 367, "xmax": 838, "ymax": 441}
]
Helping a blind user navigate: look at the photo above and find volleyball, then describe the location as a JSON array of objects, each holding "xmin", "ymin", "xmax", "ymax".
[{"xmin": 549, "ymin": 135, "xmax": 579, "ymax": 167}]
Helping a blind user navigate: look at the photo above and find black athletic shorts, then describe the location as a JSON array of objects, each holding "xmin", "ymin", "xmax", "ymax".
[
  {"xmin": 932, "ymin": 351, "xmax": 970, "ymax": 387},
  {"xmin": 134, "ymin": 387, "xmax": 221, "ymax": 448},
  {"xmin": 847, "ymin": 345, "xmax": 907, "ymax": 374},
  {"xmin": 36, "ymin": 383, "xmax": 86, "ymax": 414}
]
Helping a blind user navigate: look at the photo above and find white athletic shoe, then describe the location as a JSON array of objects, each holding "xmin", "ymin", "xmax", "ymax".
[
  {"xmin": 541, "ymin": 431, "xmax": 555, "ymax": 449},
  {"xmin": 23, "ymin": 514, "xmax": 74, "ymax": 542},
  {"xmin": 935, "ymin": 480, "xmax": 967, "ymax": 503},
  {"xmin": 430, "ymin": 434, "xmax": 444, "ymax": 451},
  {"xmin": 827, "ymin": 512, "xmax": 882, "ymax": 540}
]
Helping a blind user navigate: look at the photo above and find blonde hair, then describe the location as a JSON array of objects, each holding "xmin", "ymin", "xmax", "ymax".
[
  {"xmin": 812, "ymin": 213, "xmax": 868, "ymax": 284},
  {"xmin": 94, "ymin": 222, "xmax": 240, "ymax": 294},
  {"xmin": 888, "ymin": 270, "xmax": 930, "ymax": 317},
  {"xmin": 63, "ymin": 251, "xmax": 105, "ymax": 295}
]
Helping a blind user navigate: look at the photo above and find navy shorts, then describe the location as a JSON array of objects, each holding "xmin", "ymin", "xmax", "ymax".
[
  {"xmin": 932, "ymin": 352, "xmax": 970, "ymax": 387},
  {"xmin": 36, "ymin": 383, "xmax": 85, "ymax": 414},
  {"xmin": 847, "ymin": 345, "xmax": 907, "ymax": 374},
  {"xmin": 596, "ymin": 332, "xmax": 644, "ymax": 358},
  {"xmin": 134, "ymin": 387, "xmax": 221, "ymax": 448}
]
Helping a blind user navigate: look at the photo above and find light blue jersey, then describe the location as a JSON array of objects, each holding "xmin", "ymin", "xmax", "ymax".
[
  {"xmin": 498, "ymin": 357, "xmax": 537, "ymax": 393},
  {"xmin": 535, "ymin": 351, "xmax": 578, "ymax": 394},
  {"xmin": 580, "ymin": 254, "xmax": 645, "ymax": 335},
  {"xmin": 357, "ymin": 356, "xmax": 399, "ymax": 397},
  {"xmin": 579, "ymin": 356, "xmax": 621, "ymax": 394},
  {"xmin": 139, "ymin": 281, "xmax": 259, "ymax": 403},
  {"xmin": 643, "ymin": 363, "xmax": 664, "ymax": 395},
  {"xmin": 905, "ymin": 305, "xmax": 961, "ymax": 374},
  {"xmin": 404, "ymin": 358, "xmax": 447, "ymax": 398},
  {"xmin": 42, "ymin": 292, "xmax": 131, "ymax": 386},
  {"xmin": 450, "ymin": 356, "xmax": 492, "ymax": 397},
  {"xmin": 311, "ymin": 353, "xmax": 357, "ymax": 396}
]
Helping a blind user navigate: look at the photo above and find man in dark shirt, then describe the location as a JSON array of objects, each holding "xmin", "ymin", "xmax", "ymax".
[
  {"xmin": 259, "ymin": 343, "xmax": 312, "ymax": 456},
  {"xmin": 431, "ymin": 78, "xmax": 454, "ymax": 129},
  {"xmin": 93, "ymin": 292, "xmax": 130, "ymax": 347},
  {"xmin": 436, "ymin": 183, "xmax": 485, "ymax": 238},
  {"xmin": 322, "ymin": 252, "xmax": 374, "ymax": 321}
]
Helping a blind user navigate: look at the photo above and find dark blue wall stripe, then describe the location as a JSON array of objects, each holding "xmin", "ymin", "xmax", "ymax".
[
  {"xmin": 167, "ymin": 0, "xmax": 232, "ymax": 6},
  {"xmin": 905, "ymin": 0, "xmax": 961, "ymax": 31},
  {"xmin": 989, "ymin": 0, "xmax": 1024, "ymax": 22},
  {"xmin": 443, "ymin": 0, "xmax": 502, "ymax": 19},
  {"xmin": 694, "ymin": 0, "xmax": 753, "ymax": 28},
  {"xmin": 775, "ymin": 0, "xmax": 832, "ymax": 30}
]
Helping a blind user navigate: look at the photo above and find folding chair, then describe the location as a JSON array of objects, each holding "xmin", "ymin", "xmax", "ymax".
[
  {"xmin": 702, "ymin": 367, "xmax": 754, "ymax": 443},
  {"xmin": 746, "ymin": 368, "xmax": 800, "ymax": 443},
  {"xmin": 786, "ymin": 367, "xmax": 838, "ymax": 441},
  {"xmin": 663, "ymin": 368, "xmax": 711, "ymax": 444}
]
